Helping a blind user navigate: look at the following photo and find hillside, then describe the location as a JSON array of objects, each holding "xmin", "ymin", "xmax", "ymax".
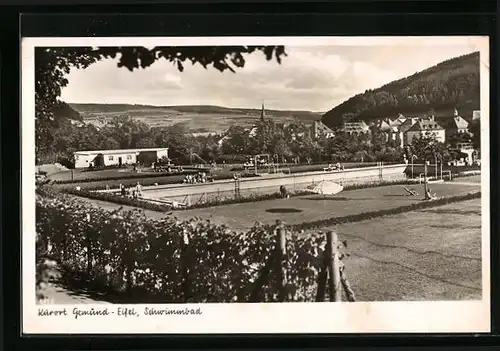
[
  {"xmin": 322, "ymin": 52, "xmax": 480, "ymax": 129},
  {"xmin": 69, "ymin": 103, "xmax": 323, "ymax": 133}
]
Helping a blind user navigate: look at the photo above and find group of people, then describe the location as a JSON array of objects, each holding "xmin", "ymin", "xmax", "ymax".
[
  {"xmin": 119, "ymin": 182, "xmax": 143, "ymax": 199},
  {"xmin": 183, "ymin": 172, "xmax": 211, "ymax": 184}
]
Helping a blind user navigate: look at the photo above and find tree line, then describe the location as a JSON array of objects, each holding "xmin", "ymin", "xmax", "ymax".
[{"xmin": 37, "ymin": 109, "xmax": 480, "ymax": 168}]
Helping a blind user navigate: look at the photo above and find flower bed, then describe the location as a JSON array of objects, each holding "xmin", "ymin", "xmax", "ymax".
[{"xmin": 36, "ymin": 193, "xmax": 330, "ymax": 303}]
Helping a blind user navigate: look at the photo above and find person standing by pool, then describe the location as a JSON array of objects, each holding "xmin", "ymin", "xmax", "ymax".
[{"xmin": 136, "ymin": 182, "xmax": 142, "ymax": 197}]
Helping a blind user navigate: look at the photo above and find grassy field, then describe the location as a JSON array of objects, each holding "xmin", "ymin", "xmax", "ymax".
[{"xmin": 320, "ymin": 199, "xmax": 482, "ymax": 301}]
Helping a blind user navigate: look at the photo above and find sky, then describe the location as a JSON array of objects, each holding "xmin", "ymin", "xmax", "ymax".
[{"xmin": 60, "ymin": 44, "xmax": 479, "ymax": 112}]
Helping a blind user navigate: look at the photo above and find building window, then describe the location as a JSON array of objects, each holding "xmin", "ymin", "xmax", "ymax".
[
  {"xmin": 109, "ymin": 156, "xmax": 114, "ymax": 161},
  {"xmin": 127, "ymin": 155, "xmax": 132, "ymax": 160}
]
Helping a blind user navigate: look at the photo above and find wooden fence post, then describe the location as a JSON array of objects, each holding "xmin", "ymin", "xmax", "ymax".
[
  {"xmin": 277, "ymin": 221, "xmax": 288, "ymax": 302},
  {"xmin": 315, "ymin": 251, "xmax": 328, "ymax": 302},
  {"xmin": 326, "ymin": 231, "xmax": 342, "ymax": 302},
  {"xmin": 247, "ymin": 250, "xmax": 277, "ymax": 302}
]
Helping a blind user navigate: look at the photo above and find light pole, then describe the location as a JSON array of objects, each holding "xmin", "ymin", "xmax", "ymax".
[
  {"xmin": 424, "ymin": 158, "xmax": 429, "ymax": 196},
  {"xmin": 411, "ymin": 154, "xmax": 418, "ymax": 179},
  {"xmin": 436, "ymin": 154, "xmax": 443, "ymax": 180},
  {"xmin": 434, "ymin": 154, "xmax": 440, "ymax": 181}
]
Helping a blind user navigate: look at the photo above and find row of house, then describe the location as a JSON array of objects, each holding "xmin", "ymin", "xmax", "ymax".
[
  {"xmin": 376, "ymin": 109, "xmax": 476, "ymax": 147},
  {"xmin": 218, "ymin": 102, "xmax": 479, "ymax": 148},
  {"xmin": 341, "ymin": 108, "xmax": 478, "ymax": 148}
]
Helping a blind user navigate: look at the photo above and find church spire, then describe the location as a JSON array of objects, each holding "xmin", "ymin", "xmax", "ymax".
[{"xmin": 260, "ymin": 101, "xmax": 265, "ymax": 121}]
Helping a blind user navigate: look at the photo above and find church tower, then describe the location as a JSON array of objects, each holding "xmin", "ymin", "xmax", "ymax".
[{"xmin": 260, "ymin": 101, "xmax": 266, "ymax": 121}]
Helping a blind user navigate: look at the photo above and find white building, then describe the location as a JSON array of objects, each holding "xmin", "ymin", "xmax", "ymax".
[
  {"xmin": 310, "ymin": 120, "xmax": 335, "ymax": 139},
  {"xmin": 342, "ymin": 121, "xmax": 370, "ymax": 135},
  {"xmin": 404, "ymin": 116, "xmax": 446, "ymax": 145},
  {"xmin": 74, "ymin": 148, "xmax": 169, "ymax": 169}
]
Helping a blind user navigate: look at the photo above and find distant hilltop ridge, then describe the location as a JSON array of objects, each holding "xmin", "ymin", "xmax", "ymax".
[
  {"xmin": 63, "ymin": 103, "xmax": 323, "ymax": 134},
  {"xmin": 69, "ymin": 103, "xmax": 324, "ymax": 119},
  {"xmin": 322, "ymin": 51, "xmax": 480, "ymax": 129}
]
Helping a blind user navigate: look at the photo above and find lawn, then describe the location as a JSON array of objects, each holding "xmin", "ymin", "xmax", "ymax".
[
  {"xmin": 52, "ymin": 168, "xmax": 238, "ymax": 190},
  {"xmin": 317, "ymin": 199, "xmax": 482, "ymax": 301},
  {"xmin": 171, "ymin": 181, "xmax": 480, "ymax": 231},
  {"xmin": 49, "ymin": 168, "xmax": 150, "ymax": 182}
]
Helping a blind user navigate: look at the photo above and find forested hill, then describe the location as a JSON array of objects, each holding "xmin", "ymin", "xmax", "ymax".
[{"xmin": 321, "ymin": 52, "xmax": 480, "ymax": 129}]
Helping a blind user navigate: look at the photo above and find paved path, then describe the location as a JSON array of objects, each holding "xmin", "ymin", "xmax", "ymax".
[{"xmin": 38, "ymin": 283, "xmax": 112, "ymax": 304}]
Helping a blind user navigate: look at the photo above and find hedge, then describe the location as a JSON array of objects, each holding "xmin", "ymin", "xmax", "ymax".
[
  {"xmin": 53, "ymin": 170, "xmax": 199, "ymax": 185},
  {"xmin": 36, "ymin": 193, "xmax": 330, "ymax": 303},
  {"xmin": 288, "ymin": 191, "xmax": 481, "ymax": 232},
  {"xmin": 230, "ymin": 161, "xmax": 400, "ymax": 173},
  {"xmin": 55, "ymin": 172, "xmax": 259, "ymax": 191},
  {"xmin": 63, "ymin": 188, "xmax": 172, "ymax": 212},
  {"xmin": 64, "ymin": 178, "xmax": 417, "ymax": 213}
]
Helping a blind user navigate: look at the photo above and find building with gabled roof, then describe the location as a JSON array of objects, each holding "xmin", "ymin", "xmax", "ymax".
[
  {"xmin": 442, "ymin": 108, "xmax": 471, "ymax": 141},
  {"xmin": 377, "ymin": 115, "xmax": 418, "ymax": 147},
  {"xmin": 343, "ymin": 121, "xmax": 370, "ymax": 135},
  {"xmin": 405, "ymin": 116, "xmax": 445, "ymax": 145},
  {"xmin": 310, "ymin": 120, "xmax": 335, "ymax": 139}
]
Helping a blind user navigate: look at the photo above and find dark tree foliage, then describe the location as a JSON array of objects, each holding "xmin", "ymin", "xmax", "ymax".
[
  {"xmin": 469, "ymin": 119, "xmax": 481, "ymax": 149},
  {"xmin": 322, "ymin": 52, "xmax": 480, "ymax": 129},
  {"xmin": 35, "ymin": 46, "xmax": 287, "ymax": 162}
]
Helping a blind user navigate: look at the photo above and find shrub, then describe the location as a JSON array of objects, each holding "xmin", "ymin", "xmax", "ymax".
[
  {"xmin": 64, "ymin": 188, "xmax": 172, "ymax": 212},
  {"xmin": 215, "ymin": 154, "xmax": 247, "ymax": 164},
  {"xmin": 36, "ymin": 193, "xmax": 331, "ymax": 303}
]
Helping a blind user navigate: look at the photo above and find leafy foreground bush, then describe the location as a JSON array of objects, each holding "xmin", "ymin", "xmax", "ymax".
[{"xmin": 36, "ymin": 193, "xmax": 330, "ymax": 303}]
